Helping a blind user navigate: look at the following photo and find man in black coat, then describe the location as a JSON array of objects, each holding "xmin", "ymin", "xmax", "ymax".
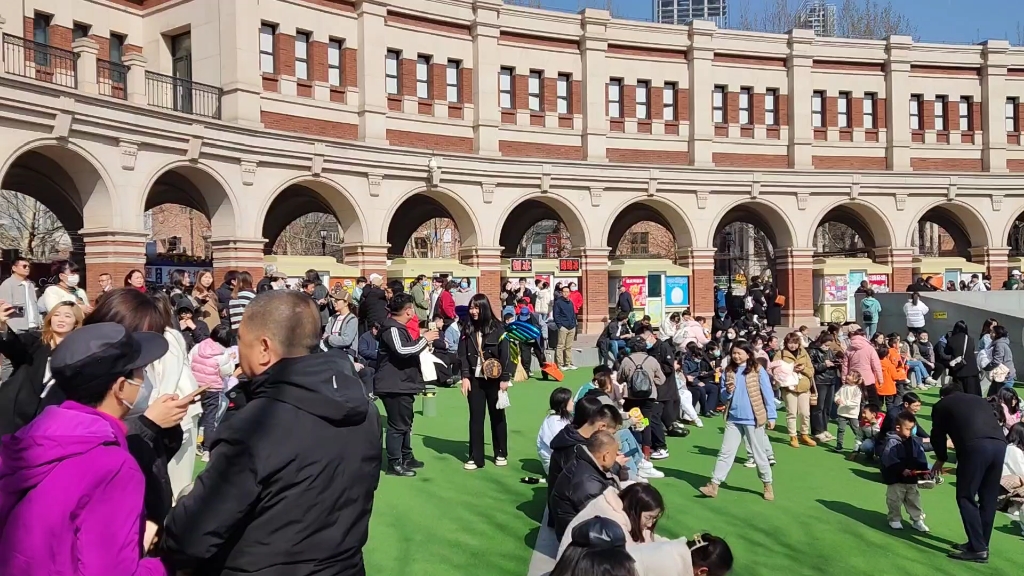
[
  {"xmin": 639, "ymin": 325, "xmax": 687, "ymax": 443},
  {"xmin": 930, "ymin": 385, "xmax": 1008, "ymax": 563},
  {"xmin": 358, "ymin": 274, "xmax": 388, "ymax": 334},
  {"xmin": 710, "ymin": 307, "xmax": 732, "ymax": 339},
  {"xmin": 163, "ymin": 290, "xmax": 382, "ymax": 576},
  {"xmin": 550, "ymin": 430, "xmax": 625, "ymax": 540},
  {"xmin": 215, "ymin": 270, "xmax": 239, "ymax": 316},
  {"xmin": 616, "ymin": 283, "xmax": 634, "ymax": 317}
]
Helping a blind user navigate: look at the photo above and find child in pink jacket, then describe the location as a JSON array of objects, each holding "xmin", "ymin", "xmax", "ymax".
[
  {"xmin": 188, "ymin": 324, "xmax": 236, "ymax": 456},
  {"xmin": 842, "ymin": 331, "xmax": 884, "ymax": 400}
]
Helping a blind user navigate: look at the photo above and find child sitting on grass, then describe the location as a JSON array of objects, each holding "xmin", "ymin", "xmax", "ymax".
[
  {"xmin": 834, "ymin": 370, "xmax": 864, "ymax": 451},
  {"xmin": 537, "ymin": 387, "xmax": 574, "ymax": 475},
  {"xmin": 848, "ymin": 403, "xmax": 883, "ymax": 460},
  {"xmin": 880, "ymin": 411, "xmax": 930, "ymax": 532}
]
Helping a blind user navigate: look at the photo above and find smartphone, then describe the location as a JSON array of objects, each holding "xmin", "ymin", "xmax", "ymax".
[
  {"xmin": 7, "ymin": 305, "xmax": 25, "ymax": 319},
  {"xmin": 175, "ymin": 385, "xmax": 214, "ymax": 406}
]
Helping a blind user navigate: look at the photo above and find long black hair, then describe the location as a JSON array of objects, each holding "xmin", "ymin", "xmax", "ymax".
[
  {"xmin": 952, "ymin": 320, "xmax": 969, "ymax": 336},
  {"xmin": 688, "ymin": 533, "xmax": 734, "ymax": 576},
  {"xmin": 981, "ymin": 318, "xmax": 998, "ymax": 338},
  {"xmin": 465, "ymin": 293, "xmax": 498, "ymax": 336},
  {"xmin": 619, "ymin": 483, "xmax": 664, "ymax": 543},
  {"xmin": 549, "ymin": 387, "xmax": 573, "ymax": 420},
  {"xmin": 1007, "ymin": 422, "xmax": 1024, "ymax": 451},
  {"xmin": 168, "ymin": 269, "xmax": 189, "ymax": 292}
]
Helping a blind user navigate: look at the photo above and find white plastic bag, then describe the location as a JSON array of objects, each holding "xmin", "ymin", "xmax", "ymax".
[{"xmin": 496, "ymin": 389, "xmax": 511, "ymax": 410}]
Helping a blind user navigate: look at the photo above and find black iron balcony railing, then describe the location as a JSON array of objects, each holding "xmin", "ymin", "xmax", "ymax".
[
  {"xmin": 2, "ymin": 33, "xmax": 77, "ymax": 89},
  {"xmin": 97, "ymin": 59, "xmax": 128, "ymax": 100},
  {"xmin": 145, "ymin": 70, "xmax": 222, "ymax": 119}
]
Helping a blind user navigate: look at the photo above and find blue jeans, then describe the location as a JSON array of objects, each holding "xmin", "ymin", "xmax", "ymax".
[
  {"xmin": 864, "ymin": 323, "xmax": 878, "ymax": 338},
  {"xmin": 608, "ymin": 340, "xmax": 623, "ymax": 360},
  {"xmin": 617, "ymin": 429, "xmax": 642, "ymax": 478},
  {"xmin": 907, "ymin": 360, "xmax": 929, "ymax": 383}
]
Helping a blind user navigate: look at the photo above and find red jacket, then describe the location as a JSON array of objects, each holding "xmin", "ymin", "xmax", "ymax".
[
  {"xmin": 438, "ymin": 290, "xmax": 456, "ymax": 320},
  {"xmin": 405, "ymin": 317, "xmax": 420, "ymax": 339},
  {"xmin": 569, "ymin": 291, "xmax": 583, "ymax": 313}
]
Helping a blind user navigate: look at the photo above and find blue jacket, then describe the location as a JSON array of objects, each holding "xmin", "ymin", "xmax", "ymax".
[
  {"xmin": 553, "ymin": 296, "xmax": 577, "ymax": 330},
  {"xmin": 719, "ymin": 365, "xmax": 777, "ymax": 426},
  {"xmin": 357, "ymin": 331, "xmax": 379, "ymax": 368},
  {"xmin": 880, "ymin": 432, "xmax": 928, "ymax": 485}
]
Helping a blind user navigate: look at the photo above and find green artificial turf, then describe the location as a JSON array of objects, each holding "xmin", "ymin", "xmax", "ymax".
[{"xmin": 194, "ymin": 371, "xmax": 1022, "ymax": 574}]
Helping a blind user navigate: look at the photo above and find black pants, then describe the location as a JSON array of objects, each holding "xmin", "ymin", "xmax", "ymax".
[
  {"xmin": 689, "ymin": 382, "xmax": 720, "ymax": 416},
  {"xmin": 379, "ymin": 393, "xmax": 415, "ymax": 466},
  {"xmin": 623, "ymin": 398, "xmax": 665, "ymax": 451},
  {"xmin": 467, "ymin": 377, "xmax": 507, "ymax": 466},
  {"xmin": 811, "ymin": 383, "xmax": 835, "ymax": 435},
  {"xmin": 519, "ymin": 341, "xmax": 546, "ymax": 374},
  {"xmin": 199, "ymin": 391, "xmax": 221, "ymax": 451},
  {"xmin": 956, "ymin": 375, "xmax": 982, "ymax": 396},
  {"xmin": 955, "ymin": 439, "xmax": 1007, "ymax": 553}
]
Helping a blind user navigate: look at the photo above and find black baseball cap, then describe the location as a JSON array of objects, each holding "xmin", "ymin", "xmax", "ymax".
[{"xmin": 51, "ymin": 323, "xmax": 168, "ymax": 396}]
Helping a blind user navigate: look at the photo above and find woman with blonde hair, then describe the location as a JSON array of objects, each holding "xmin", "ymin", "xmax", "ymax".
[{"xmin": 0, "ymin": 300, "xmax": 83, "ymax": 434}]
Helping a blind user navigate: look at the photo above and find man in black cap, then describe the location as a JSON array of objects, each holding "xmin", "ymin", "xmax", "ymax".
[
  {"xmin": 931, "ymin": 385, "xmax": 1008, "ymax": 563},
  {"xmin": 163, "ymin": 290, "xmax": 382, "ymax": 576}
]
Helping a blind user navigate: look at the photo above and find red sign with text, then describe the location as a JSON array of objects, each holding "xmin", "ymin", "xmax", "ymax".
[
  {"xmin": 558, "ymin": 258, "xmax": 581, "ymax": 273},
  {"xmin": 510, "ymin": 258, "xmax": 533, "ymax": 273}
]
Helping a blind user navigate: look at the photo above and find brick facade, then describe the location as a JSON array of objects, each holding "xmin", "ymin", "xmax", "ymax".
[
  {"xmin": 812, "ymin": 156, "xmax": 887, "ymax": 170},
  {"xmin": 498, "ymin": 141, "xmax": 583, "ymax": 160},
  {"xmin": 911, "ymin": 158, "xmax": 983, "ymax": 172},
  {"xmin": 607, "ymin": 148, "xmax": 688, "ymax": 165},
  {"xmin": 386, "ymin": 129, "xmax": 474, "ymax": 153},
  {"xmin": 713, "ymin": 153, "xmax": 789, "ymax": 169},
  {"xmin": 261, "ymin": 111, "xmax": 358, "ymax": 140}
]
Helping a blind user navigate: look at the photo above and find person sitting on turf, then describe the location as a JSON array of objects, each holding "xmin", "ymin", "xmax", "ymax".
[
  {"xmin": 557, "ymin": 483, "xmax": 665, "ymax": 559},
  {"xmin": 550, "ymin": 430, "xmax": 628, "ymax": 541},
  {"xmin": 875, "ymin": 392, "xmax": 931, "ymax": 456},
  {"xmin": 546, "ymin": 397, "xmax": 623, "ymax": 528},
  {"xmin": 538, "ymin": 388, "xmax": 574, "ymax": 475},
  {"xmin": 848, "ymin": 403, "xmax": 884, "ymax": 460},
  {"xmin": 629, "ymin": 532, "xmax": 735, "ymax": 576},
  {"xmin": 550, "ymin": 517, "xmax": 636, "ymax": 576},
  {"xmin": 576, "ymin": 366, "xmax": 613, "ymax": 402}
]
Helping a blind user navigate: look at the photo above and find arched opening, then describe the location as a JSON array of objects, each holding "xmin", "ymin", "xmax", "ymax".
[
  {"xmin": 811, "ymin": 202, "xmax": 894, "ymax": 257},
  {"xmin": 1008, "ymin": 213, "xmax": 1024, "ymax": 257},
  {"xmin": 911, "ymin": 204, "xmax": 988, "ymax": 259},
  {"xmin": 385, "ymin": 188, "xmax": 479, "ymax": 258},
  {"xmin": 261, "ymin": 180, "xmax": 363, "ymax": 260},
  {"xmin": 606, "ymin": 199, "xmax": 692, "ymax": 259},
  {"xmin": 712, "ymin": 201, "xmax": 795, "ymax": 289},
  {"xmin": 0, "ymin": 145, "xmax": 113, "ymax": 281},
  {"xmin": 497, "ymin": 197, "xmax": 587, "ymax": 258}
]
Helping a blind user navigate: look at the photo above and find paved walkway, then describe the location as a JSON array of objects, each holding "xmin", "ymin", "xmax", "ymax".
[{"xmin": 526, "ymin": 510, "xmax": 559, "ymax": 576}]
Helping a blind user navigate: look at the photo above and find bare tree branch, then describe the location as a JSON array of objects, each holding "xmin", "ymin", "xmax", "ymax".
[
  {"xmin": 735, "ymin": 0, "xmax": 916, "ymax": 40},
  {"xmin": 0, "ymin": 190, "xmax": 71, "ymax": 259}
]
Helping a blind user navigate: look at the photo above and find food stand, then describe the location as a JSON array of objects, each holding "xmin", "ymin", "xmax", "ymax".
[
  {"xmin": 387, "ymin": 257, "xmax": 480, "ymax": 294},
  {"xmin": 813, "ymin": 257, "xmax": 892, "ymax": 324},
  {"xmin": 607, "ymin": 259, "xmax": 691, "ymax": 327},
  {"xmin": 912, "ymin": 257, "xmax": 986, "ymax": 289},
  {"xmin": 264, "ymin": 255, "xmax": 361, "ymax": 288}
]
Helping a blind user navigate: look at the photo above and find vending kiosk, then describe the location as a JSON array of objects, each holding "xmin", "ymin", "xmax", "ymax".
[
  {"xmin": 812, "ymin": 257, "xmax": 892, "ymax": 325},
  {"xmin": 607, "ymin": 258, "xmax": 691, "ymax": 327},
  {"xmin": 912, "ymin": 257, "xmax": 986, "ymax": 289},
  {"xmin": 263, "ymin": 255, "xmax": 361, "ymax": 288}
]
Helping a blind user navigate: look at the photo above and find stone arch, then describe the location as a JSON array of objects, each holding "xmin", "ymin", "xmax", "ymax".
[
  {"xmin": 604, "ymin": 196, "xmax": 695, "ymax": 256},
  {"xmin": 494, "ymin": 193, "xmax": 590, "ymax": 257},
  {"xmin": 258, "ymin": 177, "xmax": 367, "ymax": 252},
  {"xmin": 806, "ymin": 199, "xmax": 896, "ymax": 251},
  {"xmin": 384, "ymin": 186, "xmax": 481, "ymax": 256},
  {"xmin": 0, "ymin": 140, "xmax": 118, "ymax": 230},
  {"xmin": 141, "ymin": 161, "xmax": 238, "ymax": 238},
  {"xmin": 707, "ymin": 198, "xmax": 798, "ymax": 249},
  {"xmin": 1002, "ymin": 209, "xmax": 1024, "ymax": 254},
  {"xmin": 905, "ymin": 200, "xmax": 992, "ymax": 258}
]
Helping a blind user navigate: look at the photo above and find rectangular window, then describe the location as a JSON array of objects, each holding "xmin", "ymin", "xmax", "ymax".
[
  {"xmin": 663, "ymin": 82, "xmax": 677, "ymax": 121},
  {"xmin": 959, "ymin": 97, "xmax": 972, "ymax": 131},
  {"xmin": 557, "ymin": 74, "xmax": 571, "ymax": 114},
  {"xmin": 608, "ymin": 78, "xmax": 622, "ymax": 118},
  {"xmin": 446, "ymin": 60, "xmax": 460, "ymax": 103},
  {"xmin": 636, "ymin": 81, "xmax": 650, "ymax": 120},
  {"xmin": 1008, "ymin": 98, "xmax": 1020, "ymax": 133},
  {"xmin": 33, "ymin": 13, "xmax": 51, "ymax": 45},
  {"xmin": 528, "ymin": 71, "xmax": 542, "ymax": 112},
  {"xmin": 259, "ymin": 24, "xmax": 275, "ymax": 74},
  {"xmin": 765, "ymin": 89, "xmax": 778, "ymax": 126},
  {"xmin": 934, "ymin": 96, "xmax": 947, "ymax": 131},
  {"xmin": 863, "ymin": 93, "xmax": 876, "ymax": 129},
  {"xmin": 109, "ymin": 33, "xmax": 125, "ymax": 64},
  {"xmin": 416, "ymin": 55, "xmax": 430, "ymax": 99},
  {"xmin": 328, "ymin": 39, "xmax": 342, "ymax": 86},
  {"xmin": 739, "ymin": 87, "xmax": 751, "ymax": 125},
  {"xmin": 713, "ymin": 85, "xmax": 725, "ymax": 124},
  {"xmin": 294, "ymin": 32, "xmax": 309, "ymax": 80},
  {"xmin": 499, "ymin": 67, "xmax": 514, "ymax": 109},
  {"xmin": 72, "ymin": 23, "xmax": 90, "ymax": 41},
  {"xmin": 811, "ymin": 91, "xmax": 824, "ymax": 128},
  {"xmin": 838, "ymin": 92, "xmax": 851, "ymax": 128},
  {"xmin": 385, "ymin": 50, "xmax": 400, "ymax": 95},
  {"xmin": 910, "ymin": 95, "xmax": 922, "ymax": 130}
]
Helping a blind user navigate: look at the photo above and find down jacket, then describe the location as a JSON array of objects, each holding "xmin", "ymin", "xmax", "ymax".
[
  {"xmin": 842, "ymin": 335, "xmax": 883, "ymax": 387},
  {"xmin": 549, "ymin": 445, "xmax": 621, "ymax": 541}
]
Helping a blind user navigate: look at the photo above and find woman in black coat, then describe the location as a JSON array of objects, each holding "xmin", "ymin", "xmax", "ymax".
[
  {"xmin": 945, "ymin": 320, "xmax": 981, "ymax": 395},
  {"xmin": 746, "ymin": 277, "xmax": 766, "ymax": 320},
  {"xmin": 458, "ymin": 293, "xmax": 511, "ymax": 470},
  {"xmin": 763, "ymin": 281, "xmax": 783, "ymax": 329}
]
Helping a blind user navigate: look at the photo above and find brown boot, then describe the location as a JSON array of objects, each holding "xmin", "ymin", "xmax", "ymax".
[
  {"xmin": 789, "ymin": 435, "xmax": 800, "ymax": 448},
  {"xmin": 699, "ymin": 482, "xmax": 719, "ymax": 498},
  {"xmin": 763, "ymin": 483, "xmax": 775, "ymax": 501},
  {"xmin": 800, "ymin": 434, "xmax": 818, "ymax": 447}
]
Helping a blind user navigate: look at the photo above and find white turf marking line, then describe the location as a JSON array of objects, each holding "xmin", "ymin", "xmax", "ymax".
[{"xmin": 526, "ymin": 509, "xmax": 559, "ymax": 576}]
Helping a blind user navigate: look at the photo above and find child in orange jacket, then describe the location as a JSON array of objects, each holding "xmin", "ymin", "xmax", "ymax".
[{"xmin": 877, "ymin": 345, "xmax": 905, "ymax": 411}]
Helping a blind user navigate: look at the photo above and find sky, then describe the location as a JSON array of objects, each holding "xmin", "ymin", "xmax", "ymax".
[{"xmin": 534, "ymin": 0, "xmax": 1023, "ymax": 45}]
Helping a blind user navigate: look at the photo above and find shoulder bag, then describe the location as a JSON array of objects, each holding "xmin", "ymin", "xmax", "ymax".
[{"xmin": 477, "ymin": 332, "xmax": 503, "ymax": 380}]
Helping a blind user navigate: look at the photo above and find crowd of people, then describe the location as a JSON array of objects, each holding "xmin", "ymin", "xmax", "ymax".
[{"xmin": 1, "ymin": 255, "xmax": 1022, "ymax": 574}]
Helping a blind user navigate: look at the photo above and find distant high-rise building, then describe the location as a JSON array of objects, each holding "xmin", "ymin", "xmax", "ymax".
[
  {"xmin": 654, "ymin": 0, "xmax": 729, "ymax": 28},
  {"xmin": 797, "ymin": 1, "xmax": 837, "ymax": 37}
]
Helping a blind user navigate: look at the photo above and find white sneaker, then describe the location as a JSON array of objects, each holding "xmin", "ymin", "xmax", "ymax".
[
  {"xmin": 639, "ymin": 465, "xmax": 665, "ymax": 479},
  {"xmin": 464, "ymin": 462, "xmax": 479, "ymax": 470},
  {"xmin": 495, "ymin": 457, "xmax": 508, "ymax": 467},
  {"xmin": 639, "ymin": 459, "xmax": 654, "ymax": 471},
  {"xmin": 201, "ymin": 451, "xmax": 210, "ymax": 463},
  {"xmin": 889, "ymin": 521, "xmax": 904, "ymax": 530},
  {"xmin": 774, "ymin": 398, "xmax": 783, "ymax": 409},
  {"xmin": 853, "ymin": 440, "xmax": 863, "ymax": 452},
  {"xmin": 693, "ymin": 418, "xmax": 704, "ymax": 428},
  {"xmin": 768, "ymin": 457, "xmax": 777, "ymax": 466},
  {"xmin": 650, "ymin": 449, "xmax": 670, "ymax": 460},
  {"xmin": 567, "ymin": 364, "xmax": 579, "ymax": 370},
  {"xmin": 911, "ymin": 520, "xmax": 930, "ymax": 533},
  {"xmin": 744, "ymin": 459, "xmax": 757, "ymax": 468},
  {"xmin": 924, "ymin": 377, "xmax": 938, "ymax": 386}
]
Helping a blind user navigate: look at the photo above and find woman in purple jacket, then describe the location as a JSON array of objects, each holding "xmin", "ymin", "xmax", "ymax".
[{"xmin": 0, "ymin": 322, "xmax": 172, "ymax": 575}]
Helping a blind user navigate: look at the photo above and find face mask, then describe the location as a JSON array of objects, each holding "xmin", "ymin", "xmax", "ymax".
[
  {"xmin": 460, "ymin": 282, "xmax": 469, "ymax": 289},
  {"xmin": 713, "ymin": 350, "xmax": 721, "ymax": 357},
  {"xmin": 646, "ymin": 341, "xmax": 654, "ymax": 350},
  {"xmin": 906, "ymin": 335, "xmax": 916, "ymax": 342},
  {"xmin": 718, "ymin": 312, "xmax": 725, "ymax": 318},
  {"xmin": 66, "ymin": 274, "xmax": 80, "ymax": 287},
  {"xmin": 422, "ymin": 280, "xmax": 429, "ymax": 287},
  {"xmin": 119, "ymin": 378, "xmax": 144, "ymax": 410}
]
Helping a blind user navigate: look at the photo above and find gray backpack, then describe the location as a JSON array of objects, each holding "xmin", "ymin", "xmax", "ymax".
[{"xmin": 626, "ymin": 357, "xmax": 654, "ymax": 399}]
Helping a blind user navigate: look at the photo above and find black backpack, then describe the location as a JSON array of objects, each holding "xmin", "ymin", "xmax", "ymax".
[{"xmin": 625, "ymin": 357, "xmax": 653, "ymax": 399}]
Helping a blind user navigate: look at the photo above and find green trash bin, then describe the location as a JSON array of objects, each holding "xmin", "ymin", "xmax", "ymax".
[{"xmin": 422, "ymin": 384, "xmax": 437, "ymax": 417}]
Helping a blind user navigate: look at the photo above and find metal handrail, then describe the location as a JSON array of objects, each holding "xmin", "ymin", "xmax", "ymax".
[
  {"xmin": 97, "ymin": 59, "xmax": 128, "ymax": 100},
  {"xmin": 145, "ymin": 70, "xmax": 222, "ymax": 119},
  {"xmin": 1, "ymin": 33, "xmax": 78, "ymax": 89}
]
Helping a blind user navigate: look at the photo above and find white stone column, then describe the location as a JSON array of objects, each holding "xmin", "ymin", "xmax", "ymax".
[
  {"xmin": 981, "ymin": 40, "xmax": 1010, "ymax": 173},
  {"xmin": 217, "ymin": 0, "xmax": 263, "ymax": 126},
  {"xmin": 472, "ymin": 0, "xmax": 502, "ymax": 156},
  {"xmin": 787, "ymin": 29, "xmax": 814, "ymax": 170},
  {"xmin": 356, "ymin": 0, "xmax": 389, "ymax": 146},
  {"xmin": 687, "ymin": 20, "xmax": 715, "ymax": 168},
  {"xmin": 581, "ymin": 8, "xmax": 610, "ymax": 163},
  {"xmin": 122, "ymin": 52, "xmax": 148, "ymax": 105},
  {"xmin": 885, "ymin": 35, "xmax": 913, "ymax": 171},
  {"xmin": 0, "ymin": 16, "xmax": 6, "ymax": 68},
  {"xmin": 73, "ymin": 38, "xmax": 99, "ymax": 95}
]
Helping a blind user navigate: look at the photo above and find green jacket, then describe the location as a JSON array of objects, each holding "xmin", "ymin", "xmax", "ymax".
[
  {"xmin": 411, "ymin": 283, "xmax": 429, "ymax": 321},
  {"xmin": 861, "ymin": 297, "xmax": 881, "ymax": 323}
]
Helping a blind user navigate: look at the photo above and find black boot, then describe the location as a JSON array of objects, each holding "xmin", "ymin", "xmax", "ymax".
[
  {"xmin": 404, "ymin": 457, "xmax": 425, "ymax": 469},
  {"xmin": 386, "ymin": 463, "xmax": 416, "ymax": 477}
]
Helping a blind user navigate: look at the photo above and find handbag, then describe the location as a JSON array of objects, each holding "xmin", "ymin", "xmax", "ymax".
[
  {"xmin": 477, "ymin": 333, "xmax": 503, "ymax": 380},
  {"xmin": 948, "ymin": 336, "xmax": 969, "ymax": 368},
  {"xmin": 774, "ymin": 294, "xmax": 786, "ymax": 307}
]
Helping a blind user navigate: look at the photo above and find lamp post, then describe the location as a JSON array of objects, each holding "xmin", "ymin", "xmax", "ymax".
[
  {"xmin": 319, "ymin": 229, "xmax": 327, "ymax": 256},
  {"xmin": 723, "ymin": 229, "xmax": 735, "ymax": 297}
]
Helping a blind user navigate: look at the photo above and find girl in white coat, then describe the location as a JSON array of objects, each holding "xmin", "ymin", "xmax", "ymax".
[{"xmin": 629, "ymin": 533, "xmax": 734, "ymax": 576}]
